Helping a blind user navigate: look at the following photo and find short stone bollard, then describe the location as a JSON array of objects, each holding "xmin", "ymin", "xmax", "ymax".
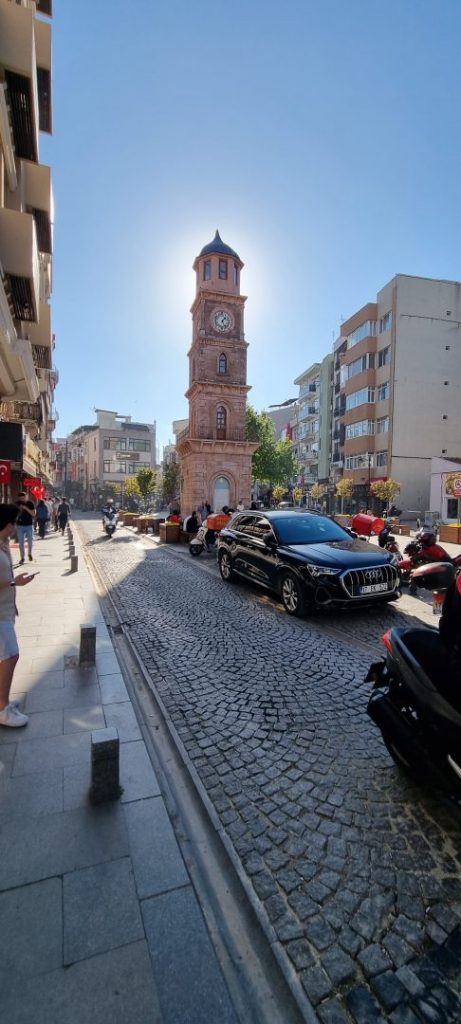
[
  {"xmin": 89, "ymin": 727, "xmax": 122, "ymax": 803},
  {"xmin": 70, "ymin": 554, "xmax": 78, "ymax": 572},
  {"xmin": 79, "ymin": 624, "xmax": 96, "ymax": 665},
  {"xmin": 68, "ymin": 544, "xmax": 75, "ymax": 557}
]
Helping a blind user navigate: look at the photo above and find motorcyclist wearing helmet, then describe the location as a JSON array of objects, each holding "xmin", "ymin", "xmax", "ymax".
[
  {"xmin": 101, "ymin": 498, "xmax": 116, "ymax": 523},
  {"xmin": 417, "ymin": 530, "xmax": 451, "ymax": 563}
]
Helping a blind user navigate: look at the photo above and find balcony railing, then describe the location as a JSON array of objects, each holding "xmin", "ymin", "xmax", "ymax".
[
  {"xmin": 0, "ymin": 399, "xmax": 42, "ymax": 425},
  {"xmin": 178, "ymin": 426, "xmax": 248, "ymax": 443}
]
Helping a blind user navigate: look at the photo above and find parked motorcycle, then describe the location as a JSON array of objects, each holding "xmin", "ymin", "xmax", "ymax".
[
  {"xmin": 399, "ymin": 534, "xmax": 461, "ymax": 590},
  {"xmin": 189, "ymin": 521, "xmax": 216, "ymax": 557},
  {"xmin": 366, "ymin": 562, "xmax": 461, "ymax": 795},
  {"xmin": 102, "ymin": 509, "xmax": 117, "ymax": 538}
]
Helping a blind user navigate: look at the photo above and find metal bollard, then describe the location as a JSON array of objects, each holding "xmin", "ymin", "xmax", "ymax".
[
  {"xmin": 89, "ymin": 727, "xmax": 122, "ymax": 803},
  {"xmin": 79, "ymin": 624, "xmax": 96, "ymax": 665},
  {"xmin": 70, "ymin": 554, "xmax": 78, "ymax": 572}
]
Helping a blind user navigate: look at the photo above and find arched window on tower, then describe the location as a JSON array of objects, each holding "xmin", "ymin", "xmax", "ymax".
[
  {"xmin": 218, "ymin": 353, "xmax": 227, "ymax": 375},
  {"xmin": 216, "ymin": 406, "xmax": 227, "ymax": 440}
]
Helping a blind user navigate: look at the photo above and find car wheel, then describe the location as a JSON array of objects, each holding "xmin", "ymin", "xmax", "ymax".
[
  {"xmin": 280, "ymin": 571, "xmax": 306, "ymax": 617},
  {"xmin": 219, "ymin": 550, "xmax": 235, "ymax": 582}
]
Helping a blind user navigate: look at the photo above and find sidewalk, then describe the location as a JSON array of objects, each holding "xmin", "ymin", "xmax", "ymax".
[{"xmin": 0, "ymin": 525, "xmax": 237, "ymax": 1024}]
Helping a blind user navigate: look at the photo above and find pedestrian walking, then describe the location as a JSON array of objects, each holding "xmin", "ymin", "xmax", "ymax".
[
  {"xmin": 52, "ymin": 497, "xmax": 60, "ymax": 531},
  {"xmin": 57, "ymin": 497, "xmax": 70, "ymax": 534},
  {"xmin": 36, "ymin": 499, "xmax": 49, "ymax": 539},
  {"xmin": 16, "ymin": 491, "xmax": 35, "ymax": 564},
  {"xmin": 0, "ymin": 503, "xmax": 36, "ymax": 728}
]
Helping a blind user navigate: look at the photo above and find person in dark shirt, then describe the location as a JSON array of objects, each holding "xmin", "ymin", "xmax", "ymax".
[
  {"xmin": 16, "ymin": 491, "xmax": 35, "ymax": 564},
  {"xmin": 57, "ymin": 498, "xmax": 70, "ymax": 534}
]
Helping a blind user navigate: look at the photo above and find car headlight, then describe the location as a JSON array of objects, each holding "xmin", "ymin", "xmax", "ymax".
[{"xmin": 304, "ymin": 564, "xmax": 341, "ymax": 577}]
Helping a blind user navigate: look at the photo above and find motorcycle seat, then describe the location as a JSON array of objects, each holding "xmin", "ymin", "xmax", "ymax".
[{"xmin": 397, "ymin": 628, "xmax": 461, "ymax": 712}]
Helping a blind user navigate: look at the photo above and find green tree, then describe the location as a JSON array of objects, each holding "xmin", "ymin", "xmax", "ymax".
[
  {"xmin": 246, "ymin": 407, "xmax": 298, "ymax": 486},
  {"xmin": 162, "ymin": 463, "xmax": 180, "ymax": 506},
  {"xmin": 124, "ymin": 477, "xmax": 141, "ymax": 504},
  {"xmin": 370, "ymin": 478, "xmax": 401, "ymax": 509},
  {"xmin": 336, "ymin": 477, "xmax": 354, "ymax": 513},
  {"xmin": 273, "ymin": 485, "xmax": 288, "ymax": 503},
  {"xmin": 310, "ymin": 483, "xmax": 326, "ymax": 502},
  {"xmin": 136, "ymin": 468, "xmax": 156, "ymax": 509}
]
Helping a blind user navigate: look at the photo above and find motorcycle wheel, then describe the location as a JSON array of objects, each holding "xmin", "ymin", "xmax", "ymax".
[{"xmin": 189, "ymin": 543, "xmax": 203, "ymax": 557}]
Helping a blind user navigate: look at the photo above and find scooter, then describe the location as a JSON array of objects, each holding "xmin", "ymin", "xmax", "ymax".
[
  {"xmin": 399, "ymin": 541, "xmax": 461, "ymax": 589},
  {"xmin": 102, "ymin": 510, "xmax": 117, "ymax": 537},
  {"xmin": 189, "ymin": 521, "xmax": 216, "ymax": 557},
  {"xmin": 366, "ymin": 562, "xmax": 461, "ymax": 796}
]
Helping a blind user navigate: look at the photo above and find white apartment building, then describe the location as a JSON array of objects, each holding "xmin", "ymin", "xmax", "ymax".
[
  {"xmin": 294, "ymin": 354, "xmax": 332, "ymax": 490},
  {"xmin": 0, "ymin": 0, "xmax": 56, "ymax": 493},
  {"xmin": 333, "ymin": 275, "xmax": 461, "ymax": 511}
]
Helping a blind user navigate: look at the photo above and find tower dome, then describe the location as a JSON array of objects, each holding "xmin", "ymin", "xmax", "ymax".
[{"xmin": 198, "ymin": 230, "xmax": 241, "ymax": 262}]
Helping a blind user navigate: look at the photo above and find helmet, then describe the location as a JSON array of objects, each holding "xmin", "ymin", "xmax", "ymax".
[
  {"xmin": 107, "ymin": 497, "xmax": 114, "ymax": 504},
  {"xmin": 419, "ymin": 530, "xmax": 436, "ymax": 546}
]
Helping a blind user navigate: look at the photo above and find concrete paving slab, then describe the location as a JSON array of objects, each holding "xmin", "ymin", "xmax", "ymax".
[
  {"xmin": 25, "ymin": 681, "xmax": 101, "ymax": 713},
  {"xmin": 0, "ymin": 878, "xmax": 62, "ymax": 980},
  {"xmin": 12, "ymin": 669, "xmax": 65, "ymax": 690},
  {"xmin": 0, "ymin": 804, "xmax": 128, "ymax": 890},
  {"xmin": 63, "ymin": 667, "xmax": 98, "ymax": 686},
  {"xmin": 103, "ymin": 701, "xmax": 142, "ymax": 742},
  {"xmin": 63, "ymin": 856, "xmax": 144, "ymax": 964},
  {"xmin": 0, "ymin": 767, "xmax": 63, "ymax": 821},
  {"xmin": 0, "ymin": 708, "xmax": 63, "ymax": 745},
  {"xmin": 63, "ymin": 761, "xmax": 92, "ymax": 810},
  {"xmin": 0, "ymin": 743, "xmax": 16, "ymax": 776},
  {"xmin": 96, "ymin": 652, "xmax": 122, "ymax": 676},
  {"xmin": 0, "ymin": 939, "xmax": 161, "ymax": 1024},
  {"xmin": 99, "ymin": 673, "xmax": 129, "ymax": 704},
  {"xmin": 63, "ymin": 704, "xmax": 105, "ymax": 734},
  {"xmin": 142, "ymin": 887, "xmax": 238, "ymax": 1024},
  {"xmin": 12, "ymin": 730, "xmax": 91, "ymax": 776},
  {"xmin": 120, "ymin": 740, "xmax": 161, "ymax": 802},
  {"xmin": 124, "ymin": 797, "xmax": 189, "ymax": 898}
]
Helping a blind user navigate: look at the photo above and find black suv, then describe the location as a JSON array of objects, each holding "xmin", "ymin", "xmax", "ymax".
[{"xmin": 217, "ymin": 510, "xmax": 400, "ymax": 616}]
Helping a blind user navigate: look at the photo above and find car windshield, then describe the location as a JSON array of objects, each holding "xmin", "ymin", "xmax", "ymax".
[{"xmin": 274, "ymin": 515, "xmax": 351, "ymax": 545}]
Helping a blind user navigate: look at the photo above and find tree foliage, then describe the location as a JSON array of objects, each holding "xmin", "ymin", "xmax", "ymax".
[
  {"xmin": 246, "ymin": 407, "xmax": 298, "ymax": 486},
  {"xmin": 273, "ymin": 485, "xmax": 288, "ymax": 502},
  {"xmin": 370, "ymin": 479, "xmax": 401, "ymax": 505},
  {"xmin": 292, "ymin": 486, "xmax": 303, "ymax": 504},
  {"xmin": 310, "ymin": 483, "xmax": 326, "ymax": 501},
  {"xmin": 124, "ymin": 477, "xmax": 141, "ymax": 501},
  {"xmin": 162, "ymin": 463, "xmax": 180, "ymax": 505},
  {"xmin": 335, "ymin": 478, "xmax": 354, "ymax": 499}
]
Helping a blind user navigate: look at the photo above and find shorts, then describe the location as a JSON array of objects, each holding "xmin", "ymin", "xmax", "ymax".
[{"xmin": 0, "ymin": 621, "xmax": 19, "ymax": 661}]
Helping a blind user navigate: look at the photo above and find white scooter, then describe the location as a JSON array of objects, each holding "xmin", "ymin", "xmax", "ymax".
[
  {"xmin": 189, "ymin": 520, "xmax": 216, "ymax": 557},
  {"xmin": 102, "ymin": 509, "xmax": 117, "ymax": 538}
]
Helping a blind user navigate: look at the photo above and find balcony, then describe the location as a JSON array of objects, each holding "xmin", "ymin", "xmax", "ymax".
[
  {"xmin": 35, "ymin": 19, "xmax": 52, "ymax": 134},
  {"xmin": 36, "ymin": 0, "xmax": 52, "ymax": 15},
  {"xmin": 1, "ymin": 1, "xmax": 40, "ymax": 161},
  {"xmin": 37, "ymin": 365, "xmax": 57, "ymax": 393},
  {"xmin": 0, "ymin": 84, "xmax": 17, "ymax": 190},
  {"xmin": 23, "ymin": 301, "xmax": 51, "ymax": 347},
  {"xmin": 0, "ymin": 209, "xmax": 39, "ymax": 321},
  {"xmin": 178, "ymin": 426, "xmax": 248, "ymax": 443},
  {"xmin": 39, "ymin": 253, "xmax": 52, "ymax": 302},
  {"xmin": 22, "ymin": 162, "xmax": 53, "ymax": 254},
  {"xmin": 0, "ymin": 399, "xmax": 42, "ymax": 426}
]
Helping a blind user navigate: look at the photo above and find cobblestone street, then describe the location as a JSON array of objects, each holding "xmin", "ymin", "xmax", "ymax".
[{"xmin": 80, "ymin": 516, "xmax": 461, "ymax": 1023}]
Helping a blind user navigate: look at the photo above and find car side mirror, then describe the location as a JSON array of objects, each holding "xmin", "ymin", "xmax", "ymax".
[{"xmin": 264, "ymin": 532, "xmax": 276, "ymax": 548}]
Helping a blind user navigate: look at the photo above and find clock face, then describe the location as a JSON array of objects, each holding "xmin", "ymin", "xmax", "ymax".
[{"xmin": 213, "ymin": 310, "xmax": 232, "ymax": 333}]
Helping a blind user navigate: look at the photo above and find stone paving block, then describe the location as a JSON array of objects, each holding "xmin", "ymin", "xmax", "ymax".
[
  {"xmin": 63, "ymin": 856, "xmax": 143, "ymax": 964},
  {"xmin": 99, "ymin": 673, "xmax": 129, "ymax": 704},
  {"xmin": 0, "ymin": 709, "xmax": 63, "ymax": 746},
  {"xmin": 0, "ymin": 878, "xmax": 62, "ymax": 980},
  {"xmin": 142, "ymin": 886, "xmax": 238, "ymax": 1024},
  {"xmin": 0, "ymin": 742, "xmax": 16, "ymax": 775},
  {"xmin": 11, "ymin": 670, "xmax": 65, "ymax": 692},
  {"xmin": 0, "ymin": 767, "xmax": 63, "ymax": 821},
  {"xmin": 63, "ymin": 667, "xmax": 98, "ymax": 687},
  {"xmin": 124, "ymin": 797, "xmax": 189, "ymax": 898},
  {"xmin": 0, "ymin": 939, "xmax": 161, "ymax": 1024},
  {"xmin": 103, "ymin": 701, "xmax": 142, "ymax": 742},
  {"xmin": 12, "ymin": 730, "xmax": 91, "ymax": 777},
  {"xmin": 63, "ymin": 761, "xmax": 92, "ymax": 810},
  {"xmin": 120, "ymin": 740, "xmax": 161, "ymax": 802},
  {"xmin": 96, "ymin": 652, "xmax": 121, "ymax": 676},
  {"xmin": 0, "ymin": 804, "xmax": 128, "ymax": 890},
  {"xmin": 63, "ymin": 704, "xmax": 105, "ymax": 734}
]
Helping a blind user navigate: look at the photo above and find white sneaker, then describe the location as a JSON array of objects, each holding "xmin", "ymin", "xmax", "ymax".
[{"xmin": 0, "ymin": 703, "xmax": 29, "ymax": 728}]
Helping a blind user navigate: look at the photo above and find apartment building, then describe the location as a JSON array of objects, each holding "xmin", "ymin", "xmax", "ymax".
[
  {"xmin": 0, "ymin": 0, "xmax": 56, "ymax": 494},
  {"xmin": 294, "ymin": 354, "xmax": 333, "ymax": 490},
  {"xmin": 63, "ymin": 410, "xmax": 157, "ymax": 506},
  {"xmin": 264, "ymin": 399, "xmax": 298, "ymax": 441},
  {"xmin": 332, "ymin": 275, "xmax": 461, "ymax": 511}
]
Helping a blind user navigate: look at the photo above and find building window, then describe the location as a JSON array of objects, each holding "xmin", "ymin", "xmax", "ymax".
[
  {"xmin": 128, "ymin": 439, "xmax": 151, "ymax": 452},
  {"xmin": 377, "ymin": 382, "xmax": 390, "ymax": 401},
  {"xmin": 116, "ymin": 463, "xmax": 126, "ymax": 474},
  {"xmin": 345, "ymin": 387, "xmax": 375, "ymax": 411},
  {"xmin": 203, "ymin": 260, "xmax": 211, "ymax": 280},
  {"xmin": 376, "ymin": 451, "xmax": 388, "ymax": 466},
  {"xmin": 103, "ymin": 461, "xmax": 111, "ymax": 473},
  {"xmin": 346, "ymin": 353, "xmax": 375, "ymax": 379},
  {"xmin": 219, "ymin": 259, "xmax": 228, "ymax": 280},
  {"xmin": 216, "ymin": 406, "xmax": 227, "ymax": 439},
  {"xmin": 104, "ymin": 438, "xmax": 110, "ymax": 449},
  {"xmin": 345, "ymin": 453, "xmax": 375, "ymax": 470},
  {"xmin": 379, "ymin": 311, "xmax": 392, "ymax": 333},
  {"xmin": 378, "ymin": 346, "xmax": 390, "ymax": 367},
  {"xmin": 376, "ymin": 416, "xmax": 389, "ymax": 434},
  {"xmin": 345, "ymin": 419, "xmax": 374, "ymax": 440},
  {"xmin": 447, "ymin": 498, "xmax": 458, "ymax": 518},
  {"xmin": 218, "ymin": 353, "xmax": 227, "ymax": 374},
  {"xmin": 233, "ymin": 263, "xmax": 239, "ymax": 286},
  {"xmin": 346, "ymin": 320, "xmax": 377, "ymax": 349}
]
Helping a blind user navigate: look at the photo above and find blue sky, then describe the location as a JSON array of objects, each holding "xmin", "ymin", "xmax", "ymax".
[{"xmin": 43, "ymin": 0, "xmax": 461, "ymax": 454}]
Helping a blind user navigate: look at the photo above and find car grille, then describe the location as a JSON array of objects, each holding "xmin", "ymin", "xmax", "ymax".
[{"xmin": 340, "ymin": 563, "xmax": 399, "ymax": 598}]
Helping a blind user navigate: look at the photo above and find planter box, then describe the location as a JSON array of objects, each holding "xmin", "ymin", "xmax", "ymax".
[
  {"xmin": 397, "ymin": 525, "xmax": 411, "ymax": 537},
  {"xmin": 159, "ymin": 523, "xmax": 180, "ymax": 544},
  {"xmin": 439, "ymin": 525, "xmax": 461, "ymax": 544}
]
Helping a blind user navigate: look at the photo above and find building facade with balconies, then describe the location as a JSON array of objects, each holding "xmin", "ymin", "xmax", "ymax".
[
  {"xmin": 333, "ymin": 275, "xmax": 461, "ymax": 511},
  {"xmin": 0, "ymin": 0, "xmax": 55, "ymax": 494},
  {"xmin": 61, "ymin": 410, "xmax": 157, "ymax": 508},
  {"xmin": 293, "ymin": 354, "xmax": 332, "ymax": 495}
]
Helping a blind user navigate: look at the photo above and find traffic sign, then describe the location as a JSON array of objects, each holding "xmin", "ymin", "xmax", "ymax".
[{"xmin": 453, "ymin": 478, "xmax": 461, "ymax": 498}]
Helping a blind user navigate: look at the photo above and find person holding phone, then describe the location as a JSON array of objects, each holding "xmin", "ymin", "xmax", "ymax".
[{"xmin": 0, "ymin": 504, "xmax": 36, "ymax": 728}]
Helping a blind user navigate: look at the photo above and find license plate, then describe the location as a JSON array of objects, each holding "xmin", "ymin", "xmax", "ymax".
[{"xmin": 359, "ymin": 582, "xmax": 388, "ymax": 594}]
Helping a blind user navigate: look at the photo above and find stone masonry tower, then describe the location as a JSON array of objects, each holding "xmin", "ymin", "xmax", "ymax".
[{"xmin": 178, "ymin": 232, "xmax": 258, "ymax": 514}]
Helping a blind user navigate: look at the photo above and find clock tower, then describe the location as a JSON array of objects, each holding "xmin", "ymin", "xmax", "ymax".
[{"xmin": 178, "ymin": 231, "xmax": 258, "ymax": 514}]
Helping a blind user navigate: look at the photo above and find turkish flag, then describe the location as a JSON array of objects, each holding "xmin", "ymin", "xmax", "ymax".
[{"xmin": 0, "ymin": 461, "xmax": 11, "ymax": 484}]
